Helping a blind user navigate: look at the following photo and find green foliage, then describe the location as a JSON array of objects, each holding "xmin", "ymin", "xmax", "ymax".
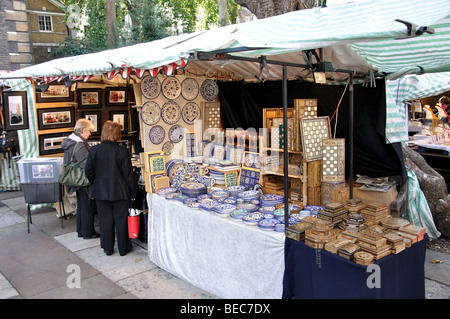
[
  {"xmin": 55, "ymin": 0, "xmax": 242, "ymax": 57},
  {"xmin": 51, "ymin": 37, "xmax": 97, "ymax": 58}
]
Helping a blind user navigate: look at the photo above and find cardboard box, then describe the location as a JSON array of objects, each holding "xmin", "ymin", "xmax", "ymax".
[{"xmin": 353, "ymin": 187, "xmax": 398, "ymax": 213}]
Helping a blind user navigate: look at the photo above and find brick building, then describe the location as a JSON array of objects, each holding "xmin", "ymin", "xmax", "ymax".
[{"xmin": 0, "ymin": 0, "xmax": 69, "ymax": 71}]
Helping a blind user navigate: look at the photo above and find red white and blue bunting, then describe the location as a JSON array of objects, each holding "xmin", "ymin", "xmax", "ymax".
[{"xmin": 36, "ymin": 59, "xmax": 188, "ymax": 84}]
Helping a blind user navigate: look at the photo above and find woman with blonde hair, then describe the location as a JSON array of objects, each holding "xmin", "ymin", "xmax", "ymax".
[
  {"xmin": 85, "ymin": 121, "xmax": 137, "ymax": 256},
  {"xmin": 61, "ymin": 118, "xmax": 98, "ymax": 239}
]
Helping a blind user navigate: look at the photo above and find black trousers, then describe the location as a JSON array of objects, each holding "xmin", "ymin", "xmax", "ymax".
[
  {"xmin": 76, "ymin": 189, "xmax": 97, "ymax": 238},
  {"xmin": 96, "ymin": 199, "xmax": 131, "ymax": 256}
]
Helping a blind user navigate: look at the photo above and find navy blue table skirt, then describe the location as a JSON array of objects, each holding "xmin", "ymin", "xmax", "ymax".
[{"xmin": 282, "ymin": 236, "xmax": 427, "ymax": 299}]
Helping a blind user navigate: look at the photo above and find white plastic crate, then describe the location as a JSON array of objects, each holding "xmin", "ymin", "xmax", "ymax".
[{"xmin": 17, "ymin": 157, "xmax": 63, "ymax": 183}]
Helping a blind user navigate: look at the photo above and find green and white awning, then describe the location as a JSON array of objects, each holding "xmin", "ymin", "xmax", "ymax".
[{"xmin": 2, "ymin": 0, "xmax": 450, "ymax": 145}]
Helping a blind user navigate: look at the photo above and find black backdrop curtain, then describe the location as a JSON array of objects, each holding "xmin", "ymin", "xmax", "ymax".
[{"xmin": 217, "ymin": 79, "xmax": 406, "ymax": 185}]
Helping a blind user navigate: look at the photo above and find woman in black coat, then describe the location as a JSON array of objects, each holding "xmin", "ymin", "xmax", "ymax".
[
  {"xmin": 61, "ymin": 119, "xmax": 98, "ymax": 239},
  {"xmin": 85, "ymin": 121, "xmax": 137, "ymax": 256}
]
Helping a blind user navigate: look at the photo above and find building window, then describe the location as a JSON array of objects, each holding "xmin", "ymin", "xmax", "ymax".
[{"xmin": 38, "ymin": 15, "xmax": 52, "ymax": 32}]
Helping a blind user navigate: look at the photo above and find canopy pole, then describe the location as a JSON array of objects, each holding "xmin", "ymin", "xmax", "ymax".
[
  {"xmin": 282, "ymin": 65, "xmax": 289, "ymax": 228},
  {"xmin": 349, "ymin": 72, "xmax": 354, "ymax": 199}
]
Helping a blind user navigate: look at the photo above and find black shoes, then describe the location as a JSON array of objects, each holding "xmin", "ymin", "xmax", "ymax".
[{"xmin": 83, "ymin": 232, "xmax": 100, "ymax": 239}]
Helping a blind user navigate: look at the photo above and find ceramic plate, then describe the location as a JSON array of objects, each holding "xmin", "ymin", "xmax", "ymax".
[
  {"xmin": 161, "ymin": 101, "xmax": 181, "ymax": 125},
  {"xmin": 182, "ymin": 102, "xmax": 201, "ymax": 125},
  {"xmin": 149, "ymin": 125, "xmax": 165, "ymax": 145},
  {"xmin": 162, "ymin": 141, "xmax": 174, "ymax": 155},
  {"xmin": 161, "ymin": 76, "xmax": 182, "ymax": 100},
  {"xmin": 140, "ymin": 75, "xmax": 161, "ymax": 99},
  {"xmin": 181, "ymin": 78, "xmax": 199, "ymax": 100},
  {"xmin": 141, "ymin": 101, "xmax": 161, "ymax": 125},
  {"xmin": 200, "ymin": 79, "xmax": 219, "ymax": 101},
  {"xmin": 168, "ymin": 124, "xmax": 184, "ymax": 143}
]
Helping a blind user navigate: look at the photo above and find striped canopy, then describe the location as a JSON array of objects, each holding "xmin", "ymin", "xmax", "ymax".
[
  {"xmin": 2, "ymin": 0, "xmax": 450, "ymax": 145},
  {"xmin": 2, "ymin": 0, "xmax": 449, "ymax": 82}
]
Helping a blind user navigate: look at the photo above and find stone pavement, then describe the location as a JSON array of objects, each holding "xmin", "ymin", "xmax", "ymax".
[
  {"xmin": 0, "ymin": 190, "xmax": 449, "ymax": 299},
  {"xmin": 0, "ymin": 190, "xmax": 217, "ymax": 299}
]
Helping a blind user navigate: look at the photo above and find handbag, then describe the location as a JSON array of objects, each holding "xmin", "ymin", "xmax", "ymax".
[{"xmin": 58, "ymin": 143, "xmax": 91, "ymax": 187}]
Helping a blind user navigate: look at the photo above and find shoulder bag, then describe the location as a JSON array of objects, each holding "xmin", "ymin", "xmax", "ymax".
[{"xmin": 58, "ymin": 142, "xmax": 91, "ymax": 187}]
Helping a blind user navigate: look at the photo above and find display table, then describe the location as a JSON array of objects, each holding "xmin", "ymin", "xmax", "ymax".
[
  {"xmin": 282, "ymin": 236, "xmax": 427, "ymax": 299},
  {"xmin": 147, "ymin": 194, "xmax": 285, "ymax": 299}
]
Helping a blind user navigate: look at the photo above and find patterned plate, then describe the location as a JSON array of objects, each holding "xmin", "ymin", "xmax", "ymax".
[
  {"xmin": 181, "ymin": 78, "xmax": 199, "ymax": 100},
  {"xmin": 140, "ymin": 75, "xmax": 161, "ymax": 99},
  {"xmin": 162, "ymin": 141, "xmax": 174, "ymax": 155},
  {"xmin": 181, "ymin": 102, "xmax": 201, "ymax": 125},
  {"xmin": 161, "ymin": 76, "xmax": 182, "ymax": 100},
  {"xmin": 161, "ymin": 101, "xmax": 181, "ymax": 125},
  {"xmin": 141, "ymin": 101, "xmax": 161, "ymax": 125},
  {"xmin": 149, "ymin": 125, "xmax": 165, "ymax": 145},
  {"xmin": 200, "ymin": 79, "xmax": 219, "ymax": 101},
  {"xmin": 168, "ymin": 124, "xmax": 184, "ymax": 143}
]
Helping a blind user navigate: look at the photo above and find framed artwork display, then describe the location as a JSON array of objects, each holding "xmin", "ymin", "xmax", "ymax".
[
  {"xmin": 77, "ymin": 88, "xmax": 102, "ymax": 109},
  {"xmin": 37, "ymin": 107, "xmax": 75, "ymax": 130},
  {"xmin": 81, "ymin": 111, "xmax": 101, "ymax": 135},
  {"xmin": 109, "ymin": 110, "xmax": 128, "ymax": 133},
  {"xmin": 2, "ymin": 91, "xmax": 29, "ymax": 131},
  {"xmin": 35, "ymin": 83, "xmax": 74, "ymax": 103},
  {"xmin": 38, "ymin": 132, "xmax": 71, "ymax": 155},
  {"xmin": 105, "ymin": 87, "xmax": 128, "ymax": 107}
]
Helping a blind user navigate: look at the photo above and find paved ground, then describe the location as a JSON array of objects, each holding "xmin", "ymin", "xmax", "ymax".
[{"xmin": 0, "ymin": 190, "xmax": 449, "ymax": 300}]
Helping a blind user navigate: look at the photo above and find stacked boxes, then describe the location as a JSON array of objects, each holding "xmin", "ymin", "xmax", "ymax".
[
  {"xmin": 141, "ymin": 151, "xmax": 167, "ymax": 193},
  {"xmin": 360, "ymin": 202, "xmax": 389, "ymax": 224},
  {"xmin": 358, "ymin": 225, "xmax": 391, "ymax": 260},
  {"xmin": 318, "ymin": 202, "xmax": 348, "ymax": 226}
]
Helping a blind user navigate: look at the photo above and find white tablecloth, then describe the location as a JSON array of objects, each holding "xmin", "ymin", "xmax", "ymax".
[{"xmin": 147, "ymin": 194, "xmax": 285, "ymax": 299}]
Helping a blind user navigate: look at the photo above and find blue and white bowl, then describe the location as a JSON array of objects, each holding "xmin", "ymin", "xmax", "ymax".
[
  {"xmin": 236, "ymin": 203, "xmax": 258, "ymax": 213},
  {"xmin": 229, "ymin": 209, "xmax": 249, "ymax": 221},
  {"xmin": 258, "ymin": 218, "xmax": 279, "ymax": 231},
  {"xmin": 157, "ymin": 187, "xmax": 178, "ymax": 196},
  {"xmin": 238, "ymin": 190, "xmax": 260, "ymax": 201},
  {"xmin": 225, "ymin": 185, "xmax": 246, "ymax": 196},
  {"xmin": 242, "ymin": 212, "xmax": 264, "ymax": 226}
]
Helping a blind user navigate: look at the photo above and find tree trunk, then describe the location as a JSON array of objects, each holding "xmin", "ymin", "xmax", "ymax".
[
  {"xmin": 233, "ymin": 0, "xmax": 315, "ymax": 19},
  {"xmin": 402, "ymin": 143, "xmax": 450, "ymax": 237},
  {"xmin": 218, "ymin": 0, "xmax": 229, "ymax": 26},
  {"xmin": 105, "ymin": 0, "xmax": 118, "ymax": 48}
]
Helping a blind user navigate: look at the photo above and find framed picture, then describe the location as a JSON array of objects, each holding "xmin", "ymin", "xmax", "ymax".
[
  {"xmin": 35, "ymin": 83, "xmax": 74, "ymax": 103},
  {"xmin": 38, "ymin": 132, "xmax": 71, "ymax": 155},
  {"xmin": 81, "ymin": 111, "xmax": 101, "ymax": 135},
  {"xmin": 37, "ymin": 107, "xmax": 75, "ymax": 130},
  {"xmin": 77, "ymin": 88, "xmax": 102, "ymax": 109},
  {"xmin": 2, "ymin": 91, "xmax": 29, "ymax": 131},
  {"xmin": 105, "ymin": 87, "xmax": 128, "ymax": 107},
  {"xmin": 109, "ymin": 110, "xmax": 128, "ymax": 133}
]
